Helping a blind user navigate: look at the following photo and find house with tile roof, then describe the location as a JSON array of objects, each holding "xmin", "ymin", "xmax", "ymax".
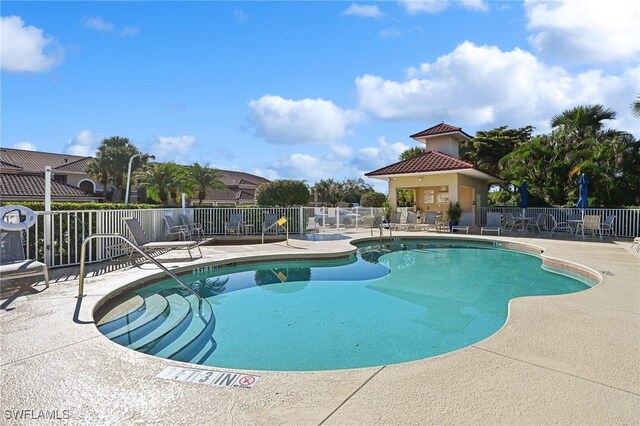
[
  {"xmin": 192, "ymin": 170, "xmax": 269, "ymax": 206},
  {"xmin": 365, "ymin": 123, "xmax": 501, "ymax": 224},
  {"xmin": 0, "ymin": 148, "xmax": 102, "ymax": 202}
]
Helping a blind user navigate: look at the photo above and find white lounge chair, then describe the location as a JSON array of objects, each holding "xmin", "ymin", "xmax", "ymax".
[
  {"xmin": 0, "ymin": 231, "xmax": 49, "ymax": 287},
  {"xmin": 224, "ymin": 213, "xmax": 243, "ymax": 235},
  {"xmin": 123, "ymin": 217, "xmax": 201, "ymax": 260},
  {"xmin": 481, "ymin": 212, "xmax": 502, "ymax": 235},
  {"xmin": 451, "ymin": 212, "xmax": 473, "ymax": 234},
  {"xmin": 179, "ymin": 213, "xmax": 204, "ymax": 240}
]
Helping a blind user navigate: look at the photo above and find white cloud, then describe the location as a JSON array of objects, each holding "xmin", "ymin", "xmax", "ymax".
[
  {"xmin": 149, "ymin": 135, "xmax": 197, "ymax": 164},
  {"xmin": 81, "ymin": 16, "xmax": 139, "ymax": 37},
  {"xmin": 248, "ymin": 95, "xmax": 362, "ymax": 145},
  {"xmin": 81, "ymin": 17, "xmax": 115, "ymax": 32},
  {"xmin": 379, "ymin": 28, "xmax": 402, "ymax": 40},
  {"xmin": 13, "ymin": 141, "xmax": 37, "ymax": 151},
  {"xmin": 0, "ymin": 16, "xmax": 63, "ymax": 72},
  {"xmin": 355, "ymin": 41, "xmax": 640, "ymax": 133},
  {"xmin": 233, "ymin": 9, "xmax": 248, "ymax": 23},
  {"xmin": 354, "ymin": 137, "xmax": 410, "ymax": 171},
  {"xmin": 343, "ymin": 4, "xmax": 383, "ymax": 19},
  {"xmin": 65, "ymin": 130, "xmax": 98, "ymax": 156},
  {"xmin": 525, "ymin": 0, "xmax": 640, "ymax": 63},
  {"xmin": 399, "ymin": 0, "xmax": 488, "ymax": 14}
]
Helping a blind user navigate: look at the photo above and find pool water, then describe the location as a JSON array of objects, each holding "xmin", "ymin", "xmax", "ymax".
[{"xmin": 96, "ymin": 240, "xmax": 592, "ymax": 371}]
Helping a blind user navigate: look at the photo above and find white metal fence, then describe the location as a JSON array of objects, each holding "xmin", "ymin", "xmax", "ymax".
[
  {"xmin": 18, "ymin": 206, "xmax": 638, "ymax": 269},
  {"xmin": 22, "ymin": 207, "xmax": 384, "ymax": 268},
  {"xmin": 480, "ymin": 207, "xmax": 640, "ymax": 238}
]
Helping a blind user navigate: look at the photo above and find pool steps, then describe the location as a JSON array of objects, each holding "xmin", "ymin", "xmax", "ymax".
[{"xmin": 96, "ymin": 285, "xmax": 217, "ymax": 364}]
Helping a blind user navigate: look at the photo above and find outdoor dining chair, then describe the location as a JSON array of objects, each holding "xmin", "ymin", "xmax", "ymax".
[
  {"xmin": 600, "ymin": 215, "xmax": 616, "ymax": 237},
  {"xmin": 577, "ymin": 215, "xmax": 602, "ymax": 239},
  {"xmin": 548, "ymin": 215, "xmax": 573, "ymax": 237},
  {"xmin": 225, "ymin": 213, "xmax": 244, "ymax": 235},
  {"xmin": 179, "ymin": 213, "xmax": 204, "ymax": 240},
  {"xmin": 164, "ymin": 215, "xmax": 192, "ymax": 241},
  {"xmin": 528, "ymin": 213, "xmax": 549, "ymax": 234}
]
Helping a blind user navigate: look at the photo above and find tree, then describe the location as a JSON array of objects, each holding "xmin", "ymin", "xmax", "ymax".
[
  {"xmin": 550, "ymin": 104, "xmax": 616, "ymax": 142},
  {"xmin": 360, "ymin": 191, "xmax": 386, "ymax": 207},
  {"xmin": 188, "ymin": 163, "xmax": 226, "ymax": 205},
  {"xmin": 255, "ymin": 179, "xmax": 310, "ymax": 207},
  {"xmin": 399, "ymin": 146, "xmax": 424, "ymax": 161},
  {"xmin": 85, "ymin": 136, "xmax": 149, "ymax": 202},
  {"xmin": 135, "ymin": 162, "xmax": 183, "ymax": 205},
  {"xmin": 632, "ymin": 95, "xmax": 640, "ymax": 118},
  {"xmin": 311, "ymin": 177, "xmax": 373, "ymax": 206}
]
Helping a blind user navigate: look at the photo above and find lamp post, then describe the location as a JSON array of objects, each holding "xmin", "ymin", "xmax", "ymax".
[{"xmin": 125, "ymin": 154, "xmax": 154, "ymax": 204}]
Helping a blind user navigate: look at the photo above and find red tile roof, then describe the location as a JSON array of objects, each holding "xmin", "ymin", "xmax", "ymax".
[
  {"xmin": 0, "ymin": 148, "xmax": 91, "ymax": 174},
  {"xmin": 0, "ymin": 174, "xmax": 97, "ymax": 199},
  {"xmin": 410, "ymin": 122, "xmax": 472, "ymax": 140},
  {"xmin": 365, "ymin": 151, "xmax": 477, "ymax": 177}
]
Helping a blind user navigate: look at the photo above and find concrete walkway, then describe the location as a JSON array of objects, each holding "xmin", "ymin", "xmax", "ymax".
[{"xmin": 1, "ymin": 231, "xmax": 638, "ymax": 425}]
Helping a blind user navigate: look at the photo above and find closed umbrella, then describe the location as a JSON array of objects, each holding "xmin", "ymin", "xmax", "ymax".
[
  {"xmin": 577, "ymin": 174, "xmax": 589, "ymax": 209},
  {"xmin": 520, "ymin": 181, "xmax": 529, "ymax": 217}
]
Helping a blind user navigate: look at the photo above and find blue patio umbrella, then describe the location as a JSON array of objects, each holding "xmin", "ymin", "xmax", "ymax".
[
  {"xmin": 520, "ymin": 181, "xmax": 529, "ymax": 209},
  {"xmin": 577, "ymin": 174, "xmax": 589, "ymax": 209}
]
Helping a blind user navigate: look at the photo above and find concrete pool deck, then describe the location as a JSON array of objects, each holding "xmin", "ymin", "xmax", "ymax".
[{"xmin": 1, "ymin": 231, "xmax": 639, "ymax": 424}]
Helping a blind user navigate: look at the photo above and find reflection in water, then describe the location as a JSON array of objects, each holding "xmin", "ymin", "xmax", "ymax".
[{"xmin": 255, "ymin": 267, "xmax": 312, "ymax": 293}]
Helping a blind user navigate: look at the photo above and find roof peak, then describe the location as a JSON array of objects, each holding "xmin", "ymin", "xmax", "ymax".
[{"xmin": 410, "ymin": 122, "xmax": 473, "ymax": 140}]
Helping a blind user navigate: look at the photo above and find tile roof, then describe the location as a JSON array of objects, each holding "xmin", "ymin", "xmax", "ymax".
[
  {"xmin": 410, "ymin": 122, "xmax": 473, "ymax": 140},
  {"xmin": 0, "ymin": 148, "xmax": 91, "ymax": 174},
  {"xmin": 219, "ymin": 170, "xmax": 269, "ymax": 187},
  {"xmin": 0, "ymin": 174, "xmax": 97, "ymax": 199},
  {"xmin": 365, "ymin": 151, "xmax": 477, "ymax": 177}
]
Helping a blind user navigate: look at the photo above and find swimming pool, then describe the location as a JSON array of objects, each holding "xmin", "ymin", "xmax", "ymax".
[{"xmin": 95, "ymin": 239, "xmax": 594, "ymax": 371}]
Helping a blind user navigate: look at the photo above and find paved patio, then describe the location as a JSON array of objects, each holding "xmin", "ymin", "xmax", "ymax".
[{"xmin": 1, "ymin": 230, "xmax": 638, "ymax": 425}]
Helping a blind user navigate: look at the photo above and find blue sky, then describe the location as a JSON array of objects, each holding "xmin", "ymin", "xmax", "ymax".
[{"xmin": 2, "ymin": 1, "xmax": 639, "ymax": 192}]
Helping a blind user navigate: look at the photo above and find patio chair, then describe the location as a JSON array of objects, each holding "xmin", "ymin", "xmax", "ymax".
[
  {"xmin": 481, "ymin": 212, "xmax": 502, "ymax": 235},
  {"xmin": 528, "ymin": 213, "xmax": 549, "ymax": 234},
  {"xmin": 390, "ymin": 212, "xmax": 407, "ymax": 231},
  {"xmin": 224, "ymin": 213, "xmax": 243, "ymax": 235},
  {"xmin": 451, "ymin": 212, "xmax": 473, "ymax": 234},
  {"xmin": 164, "ymin": 215, "xmax": 192, "ymax": 241},
  {"xmin": 0, "ymin": 231, "xmax": 49, "ymax": 287},
  {"xmin": 263, "ymin": 213, "xmax": 279, "ymax": 235},
  {"xmin": 502, "ymin": 212, "xmax": 516, "ymax": 232},
  {"xmin": 548, "ymin": 215, "xmax": 573, "ymax": 237},
  {"xmin": 631, "ymin": 237, "xmax": 640, "ymax": 252},
  {"xmin": 435, "ymin": 214, "xmax": 449, "ymax": 232},
  {"xmin": 179, "ymin": 213, "xmax": 204, "ymax": 240},
  {"xmin": 420, "ymin": 212, "xmax": 438, "ymax": 232},
  {"xmin": 123, "ymin": 217, "xmax": 201, "ymax": 260},
  {"xmin": 600, "ymin": 215, "xmax": 616, "ymax": 238},
  {"xmin": 577, "ymin": 215, "xmax": 602, "ymax": 239}
]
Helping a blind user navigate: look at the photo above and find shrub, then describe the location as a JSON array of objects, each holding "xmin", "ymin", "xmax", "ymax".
[
  {"xmin": 360, "ymin": 191, "xmax": 387, "ymax": 207},
  {"xmin": 255, "ymin": 180, "xmax": 310, "ymax": 207}
]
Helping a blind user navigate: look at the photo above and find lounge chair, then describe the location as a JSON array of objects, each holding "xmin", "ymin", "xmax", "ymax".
[
  {"xmin": 0, "ymin": 231, "xmax": 49, "ymax": 287},
  {"xmin": 481, "ymin": 212, "xmax": 502, "ymax": 235},
  {"xmin": 179, "ymin": 213, "xmax": 204, "ymax": 240},
  {"xmin": 263, "ymin": 213, "xmax": 279, "ymax": 235},
  {"xmin": 631, "ymin": 237, "xmax": 640, "ymax": 252},
  {"xmin": 600, "ymin": 215, "xmax": 616, "ymax": 238},
  {"xmin": 224, "ymin": 213, "xmax": 243, "ymax": 235},
  {"xmin": 451, "ymin": 212, "xmax": 473, "ymax": 234},
  {"xmin": 548, "ymin": 215, "xmax": 573, "ymax": 237},
  {"xmin": 405, "ymin": 211, "xmax": 418, "ymax": 231},
  {"xmin": 123, "ymin": 217, "xmax": 201, "ymax": 260},
  {"xmin": 163, "ymin": 215, "xmax": 192, "ymax": 241},
  {"xmin": 419, "ymin": 212, "xmax": 438, "ymax": 232}
]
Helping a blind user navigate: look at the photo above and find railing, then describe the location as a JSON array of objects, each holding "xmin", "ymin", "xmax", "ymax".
[
  {"xmin": 77, "ymin": 233, "xmax": 207, "ymax": 317},
  {"xmin": 480, "ymin": 207, "xmax": 640, "ymax": 238}
]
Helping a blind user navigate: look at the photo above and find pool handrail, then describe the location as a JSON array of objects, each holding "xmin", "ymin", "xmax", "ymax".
[{"xmin": 77, "ymin": 234, "xmax": 206, "ymax": 315}]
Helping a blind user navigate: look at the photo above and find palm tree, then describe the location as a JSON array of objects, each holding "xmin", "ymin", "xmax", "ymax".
[
  {"xmin": 550, "ymin": 104, "xmax": 616, "ymax": 141},
  {"xmin": 632, "ymin": 95, "xmax": 640, "ymax": 118},
  {"xmin": 188, "ymin": 163, "xmax": 226, "ymax": 205},
  {"xmin": 399, "ymin": 146, "xmax": 424, "ymax": 161},
  {"xmin": 85, "ymin": 136, "xmax": 142, "ymax": 201},
  {"xmin": 135, "ymin": 162, "xmax": 182, "ymax": 205}
]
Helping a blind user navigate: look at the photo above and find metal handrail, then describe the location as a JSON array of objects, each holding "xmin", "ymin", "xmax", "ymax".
[{"xmin": 77, "ymin": 233, "xmax": 207, "ymax": 316}]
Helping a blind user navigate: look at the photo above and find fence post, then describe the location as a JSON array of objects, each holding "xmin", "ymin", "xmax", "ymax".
[{"xmin": 299, "ymin": 207, "xmax": 304, "ymax": 235}]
